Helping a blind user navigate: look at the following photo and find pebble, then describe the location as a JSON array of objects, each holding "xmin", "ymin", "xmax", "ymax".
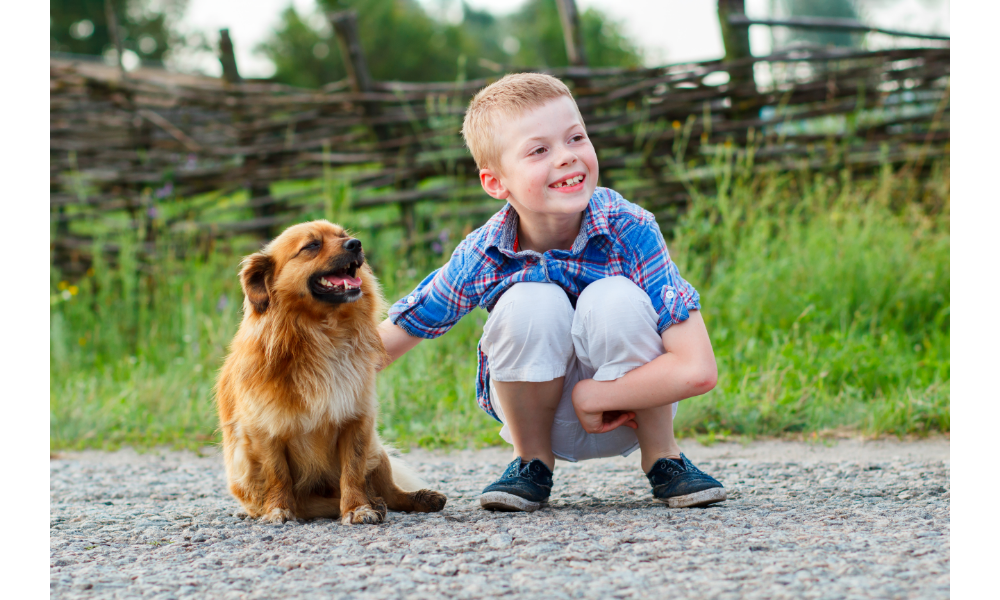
[{"xmin": 50, "ymin": 440, "xmax": 949, "ymax": 599}]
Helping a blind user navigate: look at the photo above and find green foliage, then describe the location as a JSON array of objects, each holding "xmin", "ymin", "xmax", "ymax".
[
  {"xmin": 775, "ymin": 0, "xmax": 861, "ymax": 49},
  {"xmin": 50, "ymin": 157, "xmax": 950, "ymax": 450},
  {"xmin": 259, "ymin": 0, "xmax": 644, "ymax": 89},
  {"xmin": 255, "ymin": 7, "xmax": 343, "ymax": 90},
  {"xmin": 502, "ymin": 0, "xmax": 644, "ymax": 69},
  {"xmin": 50, "ymin": 0, "xmax": 187, "ymax": 64}
]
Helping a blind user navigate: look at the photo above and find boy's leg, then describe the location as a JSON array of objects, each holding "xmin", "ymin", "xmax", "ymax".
[
  {"xmin": 490, "ymin": 378, "xmax": 563, "ymax": 469},
  {"xmin": 572, "ymin": 276, "xmax": 677, "ymax": 468},
  {"xmin": 479, "ymin": 282, "xmax": 574, "ymax": 510},
  {"xmin": 632, "ymin": 405, "xmax": 682, "ymax": 474},
  {"xmin": 573, "ymin": 277, "xmax": 725, "ymax": 506}
]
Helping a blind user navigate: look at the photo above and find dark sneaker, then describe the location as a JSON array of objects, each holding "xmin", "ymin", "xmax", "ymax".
[
  {"xmin": 480, "ymin": 457, "xmax": 553, "ymax": 512},
  {"xmin": 647, "ymin": 453, "xmax": 727, "ymax": 508}
]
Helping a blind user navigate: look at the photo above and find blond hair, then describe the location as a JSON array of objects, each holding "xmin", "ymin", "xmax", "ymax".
[{"xmin": 462, "ymin": 72, "xmax": 584, "ymax": 171}]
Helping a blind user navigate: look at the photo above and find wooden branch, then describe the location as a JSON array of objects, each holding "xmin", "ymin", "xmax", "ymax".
[
  {"xmin": 136, "ymin": 108, "xmax": 204, "ymax": 152},
  {"xmin": 728, "ymin": 15, "xmax": 950, "ymax": 41}
]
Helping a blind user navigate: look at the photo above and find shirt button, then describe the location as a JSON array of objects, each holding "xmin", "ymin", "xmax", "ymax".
[
  {"xmin": 407, "ymin": 295, "xmax": 416, "ymax": 304},
  {"xmin": 665, "ymin": 290, "xmax": 676, "ymax": 299}
]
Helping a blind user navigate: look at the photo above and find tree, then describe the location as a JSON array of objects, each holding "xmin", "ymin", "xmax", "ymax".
[{"xmin": 50, "ymin": 0, "xmax": 187, "ymax": 66}]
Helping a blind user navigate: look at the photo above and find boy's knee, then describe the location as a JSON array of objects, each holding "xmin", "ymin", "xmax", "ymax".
[
  {"xmin": 576, "ymin": 276, "xmax": 656, "ymax": 330},
  {"xmin": 485, "ymin": 282, "xmax": 574, "ymax": 346}
]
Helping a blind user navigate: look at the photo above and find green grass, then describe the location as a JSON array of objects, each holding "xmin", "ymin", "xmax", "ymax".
[
  {"xmin": 668, "ymin": 160, "xmax": 950, "ymax": 439},
  {"xmin": 50, "ymin": 159, "xmax": 949, "ymax": 450}
]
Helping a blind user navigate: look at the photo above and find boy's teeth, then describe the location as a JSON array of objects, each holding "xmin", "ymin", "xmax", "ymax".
[{"xmin": 553, "ymin": 175, "xmax": 583, "ymax": 188}]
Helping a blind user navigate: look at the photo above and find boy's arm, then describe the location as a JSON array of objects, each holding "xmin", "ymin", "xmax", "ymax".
[
  {"xmin": 380, "ymin": 236, "xmax": 482, "ymax": 371},
  {"xmin": 571, "ymin": 310, "xmax": 717, "ymax": 432},
  {"xmin": 377, "ymin": 318, "xmax": 423, "ymax": 370}
]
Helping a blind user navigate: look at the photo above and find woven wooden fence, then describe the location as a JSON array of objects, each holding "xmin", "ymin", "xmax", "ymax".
[{"xmin": 50, "ymin": 38, "xmax": 949, "ymax": 272}]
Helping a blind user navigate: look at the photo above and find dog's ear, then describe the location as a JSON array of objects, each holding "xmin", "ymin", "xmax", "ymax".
[{"xmin": 239, "ymin": 252, "xmax": 273, "ymax": 315}]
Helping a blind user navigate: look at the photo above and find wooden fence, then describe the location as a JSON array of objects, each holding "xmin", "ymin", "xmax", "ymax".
[{"xmin": 50, "ymin": 2, "xmax": 950, "ymax": 272}]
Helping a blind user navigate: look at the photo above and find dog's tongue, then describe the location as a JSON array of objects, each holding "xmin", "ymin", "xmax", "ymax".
[{"xmin": 325, "ymin": 274, "xmax": 362, "ymax": 287}]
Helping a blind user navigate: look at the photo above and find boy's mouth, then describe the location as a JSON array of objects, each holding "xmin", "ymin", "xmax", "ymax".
[{"xmin": 549, "ymin": 173, "xmax": 585, "ymax": 190}]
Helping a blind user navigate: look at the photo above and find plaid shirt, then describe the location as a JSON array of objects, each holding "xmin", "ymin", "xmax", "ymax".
[{"xmin": 388, "ymin": 187, "xmax": 701, "ymax": 422}]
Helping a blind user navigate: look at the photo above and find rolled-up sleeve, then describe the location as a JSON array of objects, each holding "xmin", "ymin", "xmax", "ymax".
[
  {"xmin": 628, "ymin": 216, "xmax": 701, "ymax": 333},
  {"xmin": 388, "ymin": 238, "xmax": 481, "ymax": 339}
]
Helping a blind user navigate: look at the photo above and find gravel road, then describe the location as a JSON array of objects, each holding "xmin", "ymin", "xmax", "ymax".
[{"xmin": 50, "ymin": 438, "xmax": 949, "ymax": 599}]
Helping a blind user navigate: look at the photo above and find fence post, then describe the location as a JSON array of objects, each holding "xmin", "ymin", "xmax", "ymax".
[
  {"xmin": 717, "ymin": 0, "xmax": 756, "ymax": 119},
  {"xmin": 329, "ymin": 10, "xmax": 415, "ymax": 244},
  {"xmin": 218, "ymin": 29, "xmax": 241, "ymax": 83},
  {"xmin": 555, "ymin": 0, "xmax": 588, "ymax": 67},
  {"xmin": 219, "ymin": 29, "xmax": 280, "ymax": 238},
  {"xmin": 104, "ymin": 0, "xmax": 126, "ymax": 78},
  {"xmin": 106, "ymin": 0, "xmax": 153, "ymax": 244}
]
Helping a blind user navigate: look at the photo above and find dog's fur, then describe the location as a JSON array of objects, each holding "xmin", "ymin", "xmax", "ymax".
[{"xmin": 216, "ymin": 220, "xmax": 446, "ymax": 524}]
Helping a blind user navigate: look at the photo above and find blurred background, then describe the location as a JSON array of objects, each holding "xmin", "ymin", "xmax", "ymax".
[
  {"xmin": 51, "ymin": 0, "xmax": 950, "ymax": 79},
  {"xmin": 50, "ymin": 1, "xmax": 950, "ymax": 451}
]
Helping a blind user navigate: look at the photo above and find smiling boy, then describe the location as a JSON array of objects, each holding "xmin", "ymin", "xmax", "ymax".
[{"xmin": 379, "ymin": 73, "xmax": 726, "ymax": 511}]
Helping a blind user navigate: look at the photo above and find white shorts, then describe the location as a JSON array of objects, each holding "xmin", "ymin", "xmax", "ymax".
[{"xmin": 481, "ymin": 277, "xmax": 677, "ymax": 462}]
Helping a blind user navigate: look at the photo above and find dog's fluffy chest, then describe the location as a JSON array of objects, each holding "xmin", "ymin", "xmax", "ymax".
[
  {"xmin": 232, "ymin": 339, "xmax": 378, "ymax": 438},
  {"xmin": 301, "ymin": 352, "xmax": 375, "ymax": 426}
]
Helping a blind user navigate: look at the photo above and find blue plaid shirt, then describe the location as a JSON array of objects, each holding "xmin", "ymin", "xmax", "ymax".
[{"xmin": 388, "ymin": 187, "xmax": 701, "ymax": 422}]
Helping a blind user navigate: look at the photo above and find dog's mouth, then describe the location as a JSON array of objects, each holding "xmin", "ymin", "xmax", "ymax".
[{"xmin": 309, "ymin": 257, "xmax": 364, "ymax": 304}]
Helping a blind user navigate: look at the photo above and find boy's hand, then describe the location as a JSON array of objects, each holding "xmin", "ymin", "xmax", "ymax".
[{"xmin": 571, "ymin": 379, "xmax": 638, "ymax": 434}]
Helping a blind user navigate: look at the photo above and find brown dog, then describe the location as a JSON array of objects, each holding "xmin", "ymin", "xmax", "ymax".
[{"xmin": 216, "ymin": 220, "xmax": 446, "ymax": 524}]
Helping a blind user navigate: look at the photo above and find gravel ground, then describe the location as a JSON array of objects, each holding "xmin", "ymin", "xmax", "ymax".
[{"xmin": 50, "ymin": 438, "xmax": 949, "ymax": 599}]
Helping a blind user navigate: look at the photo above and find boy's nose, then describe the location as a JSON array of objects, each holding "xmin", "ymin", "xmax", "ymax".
[{"xmin": 554, "ymin": 147, "xmax": 577, "ymax": 167}]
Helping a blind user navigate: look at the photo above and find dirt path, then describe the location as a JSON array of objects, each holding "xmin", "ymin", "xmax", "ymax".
[{"xmin": 50, "ymin": 439, "xmax": 949, "ymax": 599}]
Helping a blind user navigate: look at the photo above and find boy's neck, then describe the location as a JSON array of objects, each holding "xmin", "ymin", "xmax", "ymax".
[{"xmin": 514, "ymin": 209, "xmax": 584, "ymax": 253}]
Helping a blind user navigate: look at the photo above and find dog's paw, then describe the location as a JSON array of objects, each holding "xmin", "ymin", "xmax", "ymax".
[
  {"xmin": 261, "ymin": 507, "xmax": 295, "ymax": 523},
  {"xmin": 341, "ymin": 504, "xmax": 384, "ymax": 525},
  {"xmin": 412, "ymin": 489, "xmax": 448, "ymax": 512},
  {"xmin": 370, "ymin": 496, "xmax": 388, "ymax": 520}
]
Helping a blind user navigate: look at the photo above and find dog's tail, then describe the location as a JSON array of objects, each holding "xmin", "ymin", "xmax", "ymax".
[{"xmin": 385, "ymin": 447, "xmax": 430, "ymax": 492}]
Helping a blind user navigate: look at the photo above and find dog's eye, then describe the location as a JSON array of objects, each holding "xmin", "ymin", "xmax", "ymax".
[{"xmin": 302, "ymin": 240, "xmax": 321, "ymax": 252}]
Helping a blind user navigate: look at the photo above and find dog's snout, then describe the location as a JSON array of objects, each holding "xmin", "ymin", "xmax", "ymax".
[{"xmin": 344, "ymin": 238, "xmax": 362, "ymax": 253}]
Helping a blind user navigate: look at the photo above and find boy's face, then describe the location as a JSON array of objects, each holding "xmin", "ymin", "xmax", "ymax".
[{"xmin": 479, "ymin": 96, "xmax": 599, "ymax": 220}]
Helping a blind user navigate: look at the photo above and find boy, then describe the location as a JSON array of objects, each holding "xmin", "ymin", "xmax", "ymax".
[{"xmin": 378, "ymin": 73, "xmax": 726, "ymax": 511}]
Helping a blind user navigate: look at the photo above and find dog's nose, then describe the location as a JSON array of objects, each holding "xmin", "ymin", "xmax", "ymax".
[{"xmin": 343, "ymin": 238, "xmax": 362, "ymax": 253}]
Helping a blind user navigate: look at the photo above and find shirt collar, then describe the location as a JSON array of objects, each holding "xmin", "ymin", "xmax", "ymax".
[{"xmin": 488, "ymin": 188, "xmax": 610, "ymax": 258}]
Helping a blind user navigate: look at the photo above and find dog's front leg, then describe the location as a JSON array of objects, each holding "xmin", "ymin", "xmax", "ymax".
[
  {"xmin": 255, "ymin": 437, "xmax": 296, "ymax": 523},
  {"xmin": 337, "ymin": 418, "xmax": 384, "ymax": 525}
]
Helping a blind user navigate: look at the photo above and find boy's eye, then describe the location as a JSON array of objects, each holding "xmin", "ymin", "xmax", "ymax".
[
  {"xmin": 571, "ymin": 134, "xmax": 584, "ymax": 142},
  {"xmin": 531, "ymin": 147, "xmax": 546, "ymax": 155}
]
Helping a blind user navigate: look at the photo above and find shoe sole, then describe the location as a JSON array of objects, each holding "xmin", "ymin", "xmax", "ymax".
[
  {"xmin": 480, "ymin": 492, "xmax": 542, "ymax": 512},
  {"xmin": 661, "ymin": 487, "xmax": 727, "ymax": 508}
]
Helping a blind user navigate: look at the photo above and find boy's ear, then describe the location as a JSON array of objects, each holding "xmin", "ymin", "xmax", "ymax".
[
  {"xmin": 239, "ymin": 252, "xmax": 274, "ymax": 315},
  {"xmin": 479, "ymin": 168, "xmax": 510, "ymax": 200}
]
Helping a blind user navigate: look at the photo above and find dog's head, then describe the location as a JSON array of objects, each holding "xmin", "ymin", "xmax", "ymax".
[{"xmin": 238, "ymin": 220, "xmax": 380, "ymax": 321}]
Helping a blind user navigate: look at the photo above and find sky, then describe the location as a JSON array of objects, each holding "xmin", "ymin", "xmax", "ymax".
[{"xmin": 170, "ymin": 0, "xmax": 950, "ymax": 78}]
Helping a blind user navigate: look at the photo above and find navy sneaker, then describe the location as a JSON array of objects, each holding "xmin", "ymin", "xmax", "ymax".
[
  {"xmin": 480, "ymin": 457, "xmax": 553, "ymax": 512},
  {"xmin": 646, "ymin": 453, "xmax": 727, "ymax": 508}
]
